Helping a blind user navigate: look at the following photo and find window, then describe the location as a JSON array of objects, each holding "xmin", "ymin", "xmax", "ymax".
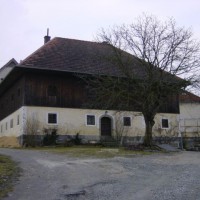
[
  {"xmin": 47, "ymin": 85, "xmax": 57, "ymax": 96},
  {"xmin": 0, "ymin": 125, "xmax": 3, "ymax": 133},
  {"xmin": 5, "ymin": 122, "xmax": 7, "ymax": 130},
  {"xmin": 162, "ymin": 119, "xmax": 169, "ymax": 128},
  {"xmin": 123, "ymin": 117, "xmax": 131, "ymax": 126},
  {"xmin": 86, "ymin": 115, "xmax": 95, "ymax": 126},
  {"xmin": 10, "ymin": 119, "xmax": 13, "ymax": 128},
  {"xmin": 17, "ymin": 88, "xmax": 21, "ymax": 97},
  {"xmin": 11, "ymin": 94, "xmax": 14, "ymax": 101},
  {"xmin": 17, "ymin": 115, "xmax": 20, "ymax": 125},
  {"xmin": 48, "ymin": 113, "xmax": 57, "ymax": 124}
]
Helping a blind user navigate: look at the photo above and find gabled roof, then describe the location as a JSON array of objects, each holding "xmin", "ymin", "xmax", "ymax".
[
  {"xmin": 180, "ymin": 91, "xmax": 200, "ymax": 103},
  {"xmin": 0, "ymin": 58, "xmax": 18, "ymax": 84},
  {"xmin": 0, "ymin": 58, "xmax": 18, "ymax": 72},
  {"xmin": 19, "ymin": 37, "xmax": 143, "ymax": 77}
]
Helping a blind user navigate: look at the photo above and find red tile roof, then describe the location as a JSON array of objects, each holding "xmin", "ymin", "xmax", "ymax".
[
  {"xmin": 180, "ymin": 91, "xmax": 200, "ymax": 103},
  {"xmin": 19, "ymin": 37, "xmax": 143, "ymax": 76}
]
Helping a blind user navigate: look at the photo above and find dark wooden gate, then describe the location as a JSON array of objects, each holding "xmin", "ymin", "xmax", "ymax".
[{"xmin": 101, "ymin": 117, "xmax": 112, "ymax": 136}]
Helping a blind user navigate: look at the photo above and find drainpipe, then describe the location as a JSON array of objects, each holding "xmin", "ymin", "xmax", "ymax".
[{"xmin": 178, "ymin": 115, "xmax": 183, "ymax": 150}]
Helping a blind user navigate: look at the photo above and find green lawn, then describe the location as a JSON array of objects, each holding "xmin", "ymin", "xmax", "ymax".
[
  {"xmin": 0, "ymin": 155, "xmax": 19, "ymax": 198},
  {"xmin": 37, "ymin": 146, "xmax": 152, "ymax": 158}
]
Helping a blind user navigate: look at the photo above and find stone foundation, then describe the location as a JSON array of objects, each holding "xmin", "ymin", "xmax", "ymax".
[{"xmin": 8, "ymin": 134, "xmax": 200, "ymax": 151}]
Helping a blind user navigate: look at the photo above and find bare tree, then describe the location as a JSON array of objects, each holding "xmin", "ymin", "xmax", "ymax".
[
  {"xmin": 23, "ymin": 116, "xmax": 40, "ymax": 147},
  {"xmin": 86, "ymin": 14, "xmax": 200, "ymax": 146},
  {"xmin": 113, "ymin": 112, "xmax": 129, "ymax": 146}
]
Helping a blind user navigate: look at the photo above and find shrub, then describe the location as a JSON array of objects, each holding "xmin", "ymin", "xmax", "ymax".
[
  {"xmin": 42, "ymin": 128, "xmax": 58, "ymax": 146},
  {"xmin": 23, "ymin": 117, "xmax": 40, "ymax": 147},
  {"xmin": 73, "ymin": 133, "xmax": 82, "ymax": 145}
]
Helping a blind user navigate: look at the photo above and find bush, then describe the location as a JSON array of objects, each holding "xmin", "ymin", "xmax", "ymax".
[
  {"xmin": 23, "ymin": 117, "xmax": 40, "ymax": 147},
  {"xmin": 23, "ymin": 135, "xmax": 37, "ymax": 147},
  {"xmin": 63, "ymin": 140, "xmax": 74, "ymax": 147},
  {"xmin": 42, "ymin": 128, "xmax": 58, "ymax": 146},
  {"xmin": 73, "ymin": 133, "xmax": 82, "ymax": 145}
]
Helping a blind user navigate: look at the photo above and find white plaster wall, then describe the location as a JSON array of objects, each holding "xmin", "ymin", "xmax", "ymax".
[
  {"xmin": 25, "ymin": 106, "xmax": 179, "ymax": 137},
  {"xmin": 180, "ymin": 103, "xmax": 200, "ymax": 119},
  {"xmin": 0, "ymin": 106, "xmax": 180, "ymax": 138},
  {"xmin": 179, "ymin": 103, "xmax": 200, "ymax": 136},
  {"xmin": 0, "ymin": 107, "xmax": 24, "ymax": 137},
  {"xmin": 153, "ymin": 113, "xmax": 179, "ymax": 137}
]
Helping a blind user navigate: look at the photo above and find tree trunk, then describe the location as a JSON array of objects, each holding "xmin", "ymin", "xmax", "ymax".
[{"xmin": 143, "ymin": 115, "xmax": 155, "ymax": 146}]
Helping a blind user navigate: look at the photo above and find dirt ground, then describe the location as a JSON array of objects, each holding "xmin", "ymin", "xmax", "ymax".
[
  {"xmin": 0, "ymin": 137, "xmax": 20, "ymax": 148},
  {"xmin": 0, "ymin": 148, "xmax": 200, "ymax": 200}
]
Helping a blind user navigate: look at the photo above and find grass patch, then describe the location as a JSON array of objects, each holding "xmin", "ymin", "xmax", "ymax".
[
  {"xmin": 31, "ymin": 146, "xmax": 152, "ymax": 158},
  {"xmin": 0, "ymin": 155, "xmax": 20, "ymax": 198}
]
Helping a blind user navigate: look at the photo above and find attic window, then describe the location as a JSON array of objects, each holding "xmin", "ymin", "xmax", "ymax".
[{"xmin": 47, "ymin": 85, "xmax": 57, "ymax": 96}]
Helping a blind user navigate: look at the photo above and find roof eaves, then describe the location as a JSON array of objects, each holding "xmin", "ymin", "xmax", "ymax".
[{"xmin": 17, "ymin": 64, "xmax": 121, "ymax": 77}]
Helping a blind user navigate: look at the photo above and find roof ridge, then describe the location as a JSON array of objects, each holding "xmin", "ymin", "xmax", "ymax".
[
  {"xmin": 20, "ymin": 37, "xmax": 105, "ymax": 66},
  {"xmin": 53, "ymin": 37, "xmax": 99, "ymax": 44},
  {"xmin": 180, "ymin": 90, "xmax": 200, "ymax": 103},
  {"xmin": 0, "ymin": 58, "xmax": 18, "ymax": 71},
  {"xmin": 182, "ymin": 90, "xmax": 200, "ymax": 98}
]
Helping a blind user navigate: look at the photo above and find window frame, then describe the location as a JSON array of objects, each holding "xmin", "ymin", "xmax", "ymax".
[
  {"xmin": 86, "ymin": 114, "xmax": 96, "ymax": 126},
  {"xmin": 11, "ymin": 94, "xmax": 14, "ymax": 101},
  {"xmin": 47, "ymin": 113, "xmax": 58, "ymax": 125},
  {"xmin": 17, "ymin": 115, "xmax": 20, "ymax": 125},
  {"xmin": 10, "ymin": 119, "xmax": 13, "ymax": 128},
  {"xmin": 17, "ymin": 88, "xmax": 21, "ymax": 97},
  {"xmin": 0, "ymin": 124, "xmax": 3, "ymax": 133},
  {"xmin": 161, "ymin": 118, "xmax": 169, "ymax": 129},
  {"xmin": 123, "ymin": 116, "xmax": 132, "ymax": 127}
]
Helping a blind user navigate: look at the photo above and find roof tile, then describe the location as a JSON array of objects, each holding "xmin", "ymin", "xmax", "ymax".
[{"xmin": 20, "ymin": 37, "xmax": 141, "ymax": 76}]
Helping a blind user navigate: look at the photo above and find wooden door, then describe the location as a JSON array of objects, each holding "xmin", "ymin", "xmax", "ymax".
[{"xmin": 101, "ymin": 117, "xmax": 112, "ymax": 136}]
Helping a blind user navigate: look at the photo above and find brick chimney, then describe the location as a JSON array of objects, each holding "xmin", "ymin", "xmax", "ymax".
[{"xmin": 44, "ymin": 28, "xmax": 51, "ymax": 44}]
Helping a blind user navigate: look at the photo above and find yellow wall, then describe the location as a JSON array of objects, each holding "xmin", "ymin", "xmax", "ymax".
[
  {"xmin": 0, "ymin": 106, "xmax": 180, "ymax": 138},
  {"xmin": 25, "ymin": 106, "xmax": 179, "ymax": 137}
]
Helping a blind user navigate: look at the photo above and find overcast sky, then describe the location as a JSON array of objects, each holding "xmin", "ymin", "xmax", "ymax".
[{"xmin": 1, "ymin": 0, "xmax": 200, "ymax": 67}]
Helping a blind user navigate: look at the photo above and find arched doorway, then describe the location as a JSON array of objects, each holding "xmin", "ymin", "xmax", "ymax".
[{"xmin": 100, "ymin": 116, "xmax": 112, "ymax": 137}]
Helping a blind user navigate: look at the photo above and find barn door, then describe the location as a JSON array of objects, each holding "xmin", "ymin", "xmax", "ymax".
[{"xmin": 100, "ymin": 117, "xmax": 112, "ymax": 136}]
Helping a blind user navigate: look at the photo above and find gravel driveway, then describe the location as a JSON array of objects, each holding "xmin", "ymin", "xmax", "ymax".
[{"xmin": 0, "ymin": 148, "xmax": 200, "ymax": 200}]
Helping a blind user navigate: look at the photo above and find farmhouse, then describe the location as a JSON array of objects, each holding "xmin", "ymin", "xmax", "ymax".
[
  {"xmin": 0, "ymin": 36, "xmax": 181, "ymax": 145},
  {"xmin": 180, "ymin": 91, "xmax": 200, "ymax": 137}
]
